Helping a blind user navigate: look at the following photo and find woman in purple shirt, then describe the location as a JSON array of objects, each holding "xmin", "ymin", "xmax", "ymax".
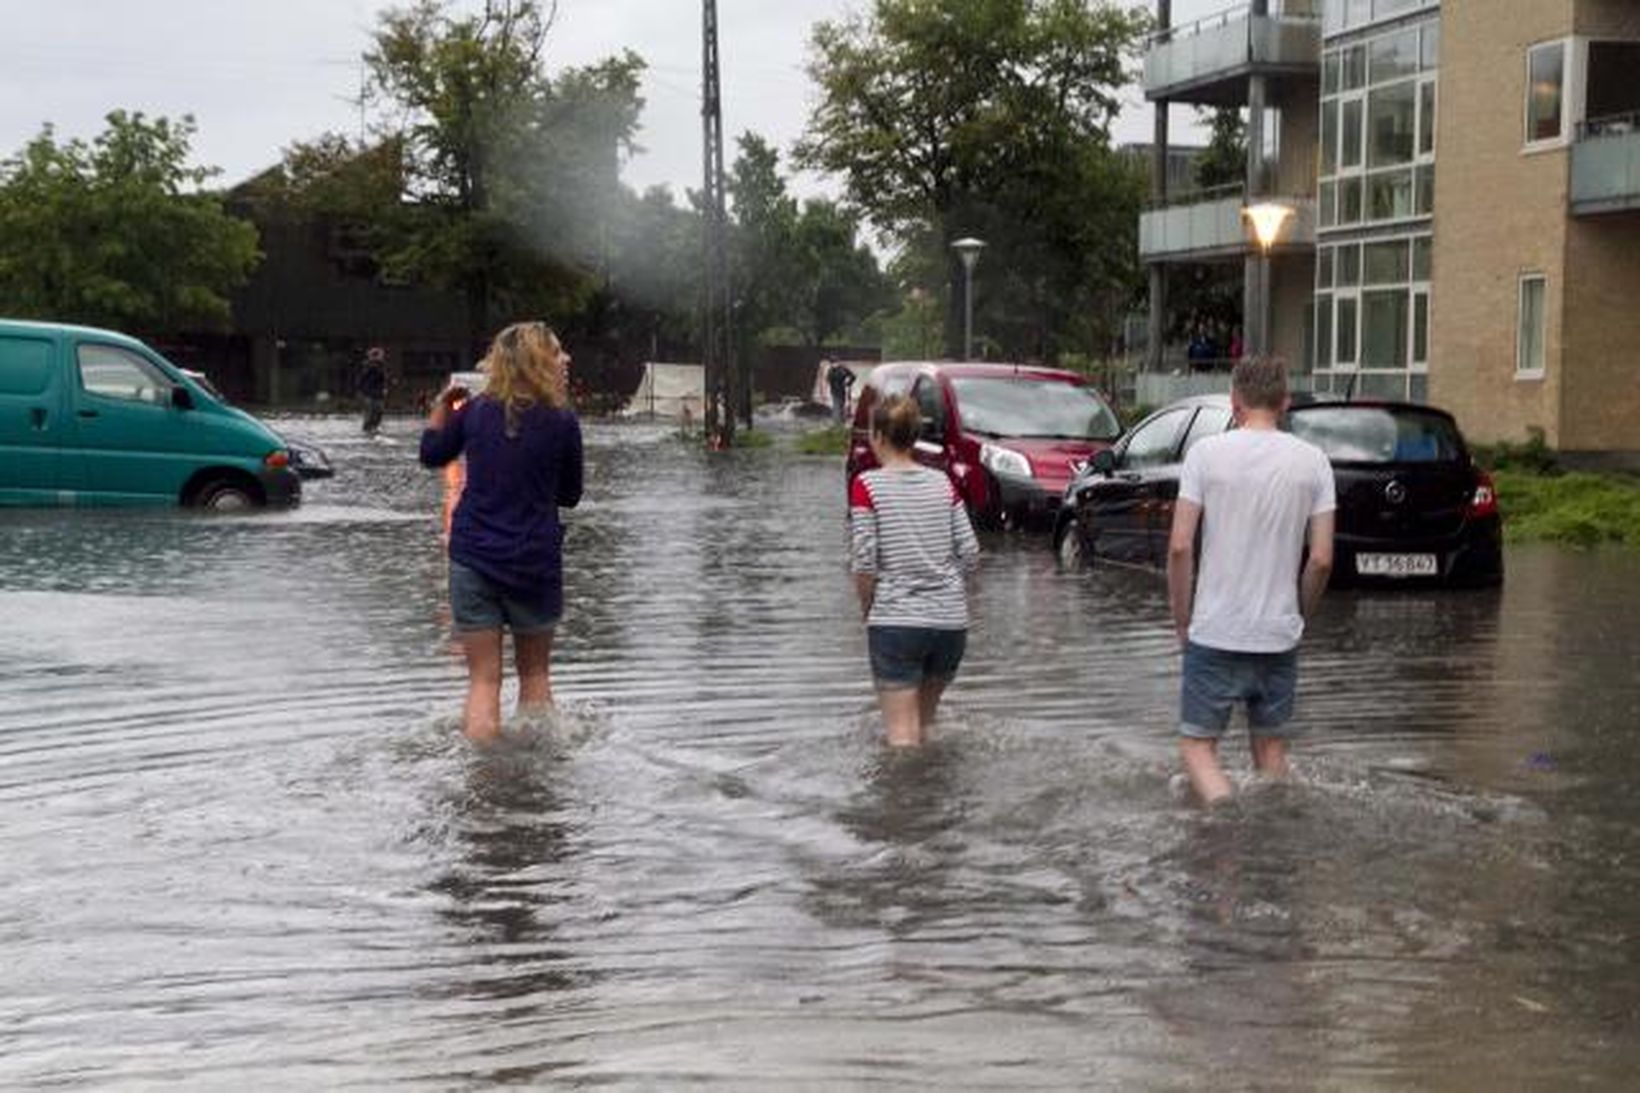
[{"xmin": 420, "ymin": 321, "xmax": 584, "ymax": 742}]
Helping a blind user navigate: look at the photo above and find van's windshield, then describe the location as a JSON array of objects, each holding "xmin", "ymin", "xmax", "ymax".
[{"xmin": 949, "ymin": 376, "xmax": 1120, "ymax": 441}]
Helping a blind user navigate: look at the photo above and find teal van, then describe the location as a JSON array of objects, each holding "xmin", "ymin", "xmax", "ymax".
[{"xmin": 0, "ymin": 319, "xmax": 300, "ymax": 509}]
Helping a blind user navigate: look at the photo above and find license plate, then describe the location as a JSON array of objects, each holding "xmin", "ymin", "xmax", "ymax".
[{"xmin": 1356, "ymin": 552, "xmax": 1438, "ymax": 577}]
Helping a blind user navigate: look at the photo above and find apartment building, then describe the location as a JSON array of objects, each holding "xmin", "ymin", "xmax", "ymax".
[{"xmin": 1142, "ymin": 0, "xmax": 1640, "ymax": 455}]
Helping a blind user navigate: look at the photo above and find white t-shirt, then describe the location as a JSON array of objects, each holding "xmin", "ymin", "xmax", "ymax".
[{"xmin": 1178, "ymin": 427, "xmax": 1335, "ymax": 653}]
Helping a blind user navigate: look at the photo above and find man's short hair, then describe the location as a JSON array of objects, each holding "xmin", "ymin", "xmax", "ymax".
[{"xmin": 1231, "ymin": 356, "xmax": 1287, "ymax": 411}]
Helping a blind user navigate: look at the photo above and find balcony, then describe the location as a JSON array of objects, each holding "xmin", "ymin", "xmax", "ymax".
[
  {"xmin": 1139, "ymin": 186, "xmax": 1317, "ymax": 262},
  {"xmin": 1571, "ymin": 114, "xmax": 1640, "ymax": 216},
  {"xmin": 1144, "ymin": 3, "xmax": 1322, "ymax": 105}
]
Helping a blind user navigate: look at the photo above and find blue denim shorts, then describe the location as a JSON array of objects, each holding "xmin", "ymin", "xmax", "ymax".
[
  {"xmin": 1180, "ymin": 641, "xmax": 1300, "ymax": 739},
  {"xmin": 868, "ymin": 626, "xmax": 966, "ymax": 688},
  {"xmin": 449, "ymin": 561, "xmax": 560, "ymax": 635}
]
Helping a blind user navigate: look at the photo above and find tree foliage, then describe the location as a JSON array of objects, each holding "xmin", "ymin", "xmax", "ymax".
[
  {"xmin": 797, "ymin": 0, "xmax": 1151, "ymax": 361},
  {"xmin": 0, "ymin": 111, "xmax": 260, "ymax": 333},
  {"xmin": 1193, "ymin": 106, "xmax": 1247, "ymax": 190}
]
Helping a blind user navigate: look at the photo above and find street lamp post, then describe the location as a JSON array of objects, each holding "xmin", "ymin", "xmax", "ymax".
[
  {"xmin": 951, "ymin": 237, "xmax": 986, "ymax": 361},
  {"xmin": 1241, "ymin": 202, "xmax": 1293, "ymax": 358}
]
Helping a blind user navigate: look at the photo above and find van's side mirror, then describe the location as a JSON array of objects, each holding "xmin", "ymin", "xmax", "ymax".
[
  {"xmin": 1091, "ymin": 448, "xmax": 1117, "ymax": 475},
  {"xmin": 171, "ymin": 386, "xmax": 195, "ymax": 410}
]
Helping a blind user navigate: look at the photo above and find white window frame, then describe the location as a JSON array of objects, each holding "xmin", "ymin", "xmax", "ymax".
[
  {"xmin": 1524, "ymin": 38, "xmax": 1586, "ymax": 152},
  {"xmin": 1516, "ymin": 274, "xmax": 1548, "ymax": 380}
]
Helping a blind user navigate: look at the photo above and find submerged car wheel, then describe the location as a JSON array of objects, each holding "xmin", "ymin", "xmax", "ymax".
[
  {"xmin": 192, "ymin": 477, "xmax": 261, "ymax": 512},
  {"xmin": 1055, "ymin": 521, "xmax": 1089, "ymax": 569}
]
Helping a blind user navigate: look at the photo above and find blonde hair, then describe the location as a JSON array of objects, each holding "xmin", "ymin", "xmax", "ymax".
[
  {"xmin": 871, "ymin": 393, "xmax": 921, "ymax": 451},
  {"xmin": 1231, "ymin": 356, "xmax": 1288, "ymax": 411},
  {"xmin": 482, "ymin": 321, "xmax": 568, "ymax": 435}
]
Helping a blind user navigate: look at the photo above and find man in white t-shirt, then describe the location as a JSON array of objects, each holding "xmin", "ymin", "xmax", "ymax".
[{"xmin": 1166, "ymin": 358, "xmax": 1336, "ymax": 805}]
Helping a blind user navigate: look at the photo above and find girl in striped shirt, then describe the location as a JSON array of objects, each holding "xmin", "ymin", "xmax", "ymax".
[{"xmin": 849, "ymin": 395, "xmax": 981, "ymax": 747}]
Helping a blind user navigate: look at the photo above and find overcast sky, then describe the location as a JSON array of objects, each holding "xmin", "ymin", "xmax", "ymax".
[{"xmin": 1, "ymin": 0, "xmax": 1222, "ymax": 198}]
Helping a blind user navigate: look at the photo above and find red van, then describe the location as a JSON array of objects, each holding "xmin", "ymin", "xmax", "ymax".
[{"xmin": 846, "ymin": 362, "xmax": 1121, "ymax": 529}]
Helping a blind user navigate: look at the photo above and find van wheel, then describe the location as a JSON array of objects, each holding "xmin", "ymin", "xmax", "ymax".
[{"xmin": 192, "ymin": 478, "xmax": 261, "ymax": 512}]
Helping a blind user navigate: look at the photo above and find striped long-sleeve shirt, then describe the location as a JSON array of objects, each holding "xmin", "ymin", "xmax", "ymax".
[{"xmin": 849, "ymin": 466, "xmax": 981, "ymax": 629}]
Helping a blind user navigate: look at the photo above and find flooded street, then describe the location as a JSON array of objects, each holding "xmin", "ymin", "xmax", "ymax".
[{"xmin": 2, "ymin": 415, "xmax": 1637, "ymax": 1089}]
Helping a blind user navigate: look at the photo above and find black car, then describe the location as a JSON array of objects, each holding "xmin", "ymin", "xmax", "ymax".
[{"xmin": 1053, "ymin": 395, "xmax": 1503, "ymax": 586}]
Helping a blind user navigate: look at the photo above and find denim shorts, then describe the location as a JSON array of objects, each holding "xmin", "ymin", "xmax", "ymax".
[
  {"xmin": 1180, "ymin": 641, "xmax": 1300, "ymax": 739},
  {"xmin": 449, "ymin": 561, "xmax": 560, "ymax": 635},
  {"xmin": 868, "ymin": 626, "xmax": 966, "ymax": 688}
]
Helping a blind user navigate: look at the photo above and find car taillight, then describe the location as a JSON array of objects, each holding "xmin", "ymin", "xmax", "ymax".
[
  {"xmin": 1467, "ymin": 470, "xmax": 1498, "ymax": 519},
  {"xmin": 264, "ymin": 450, "xmax": 291, "ymax": 470}
]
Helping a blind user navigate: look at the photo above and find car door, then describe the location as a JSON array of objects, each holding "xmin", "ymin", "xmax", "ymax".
[
  {"xmin": 1085, "ymin": 406, "xmax": 1193, "ymax": 566},
  {"xmin": 63, "ymin": 340, "xmax": 195, "ymax": 503},
  {"xmin": 0, "ymin": 331, "xmax": 65, "ymax": 502},
  {"xmin": 1150, "ymin": 403, "xmax": 1235, "ymax": 559}
]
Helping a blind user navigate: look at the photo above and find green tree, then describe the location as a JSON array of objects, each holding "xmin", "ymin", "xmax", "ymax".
[
  {"xmin": 0, "ymin": 111, "xmax": 260, "ymax": 333},
  {"xmin": 797, "ymin": 0, "xmax": 1150, "ymax": 360},
  {"xmin": 1193, "ymin": 106, "xmax": 1246, "ymax": 190},
  {"xmin": 363, "ymin": 0, "xmax": 645, "ymax": 347}
]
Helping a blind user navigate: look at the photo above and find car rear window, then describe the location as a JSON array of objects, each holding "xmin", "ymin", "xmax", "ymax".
[
  {"xmin": 948, "ymin": 376, "xmax": 1120, "ymax": 441},
  {"xmin": 1287, "ymin": 406, "xmax": 1465, "ymax": 463}
]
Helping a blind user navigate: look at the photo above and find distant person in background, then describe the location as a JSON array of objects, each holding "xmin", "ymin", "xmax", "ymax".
[
  {"xmin": 358, "ymin": 346, "xmax": 388, "ymax": 433},
  {"xmin": 419, "ymin": 321, "xmax": 584, "ymax": 743},
  {"xmin": 850, "ymin": 394, "xmax": 981, "ymax": 747},
  {"xmin": 826, "ymin": 359, "xmax": 856, "ymax": 425}
]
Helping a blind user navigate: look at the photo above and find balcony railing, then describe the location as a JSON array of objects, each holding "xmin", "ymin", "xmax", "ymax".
[
  {"xmin": 1144, "ymin": 2, "xmax": 1322, "ymax": 103},
  {"xmin": 1139, "ymin": 185, "xmax": 1317, "ymax": 261},
  {"xmin": 1571, "ymin": 112, "xmax": 1640, "ymax": 216}
]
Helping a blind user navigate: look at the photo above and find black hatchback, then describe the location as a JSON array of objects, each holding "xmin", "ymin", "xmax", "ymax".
[{"xmin": 1053, "ymin": 395, "xmax": 1503, "ymax": 587}]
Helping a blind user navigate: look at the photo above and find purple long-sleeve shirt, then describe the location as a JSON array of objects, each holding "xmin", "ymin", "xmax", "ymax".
[{"xmin": 419, "ymin": 398, "xmax": 584, "ymax": 615}]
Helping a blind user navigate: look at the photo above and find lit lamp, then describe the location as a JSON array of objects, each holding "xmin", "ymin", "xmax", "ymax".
[
  {"xmin": 1242, "ymin": 202, "xmax": 1294, "ymax": 358},
  {"xmin": 951, "ymin": 236, "xmax": 986, "ymax": 361}
]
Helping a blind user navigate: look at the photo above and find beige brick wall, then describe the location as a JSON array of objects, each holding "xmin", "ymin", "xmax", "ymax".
[{"xmin": 1428, "ymin": 0, "xmax": 1575, "ymax": 446}]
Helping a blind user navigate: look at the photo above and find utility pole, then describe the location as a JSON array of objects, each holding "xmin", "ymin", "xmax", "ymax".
[{"xmin": 701, "ymin": 0, "xmax": 736, "ymax": 446}]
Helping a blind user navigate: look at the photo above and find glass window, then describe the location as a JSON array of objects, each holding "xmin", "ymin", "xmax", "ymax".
[
  {"xmin": 1518, "ymin": 275, "xmax": 1547, "ymax": 375},
  {"xmin": 1410, "ymin": 373, "xmax": 1429, "ymax": 404},
  {"xmin": 1323, "ymin": 51, "xmax": 1342, "ymax": 96},
  {"xmin": 1316, "ymin": 294, "xmax": 1334, "ymax": 367},
  {"xmin": 1120, "ymin": 407, "xmax": 1191, "ymax": 469},
  {"xmin": 1419, "ymin": 81, "xmax": 1436, "ymax": 156},
  {"xmin": 1319, "ymin": 180, "xmax": 1338, "ymax": 228},
  {"xmin": 1321, "ymin": 100, "xmax": 1339, "ymax": 176},
  {"xmin": 1337, "ymin": 297, "xmax": 1359, "ymax": 364},
  {"xmin": 1341, "ymin": 98, "xmax": 1364, "ymax": 168},
  {"xmin": 1345, "ymin": 1, "xmax": 1372, "ymax": 38},
  {"xmin": 1369, "ymin": 168, "xmax": 1416, "ymax": 220},
  {"xmin": 1362, "ymin": 290, "xmax": 1410, "ymax": 368},
  {"xmin": 1413, "ymin": 291, "xmax": 1429, "ymax": 364},
  {"xmin": 913, "ymin": 377, "xmax": 946, "ymax": 434},
  {"xmin": 1416, "ymin": 164, "xmax": 1436, "ymax": 215},
  {"xmin": 1364, "ymin": 240, "xmax": 1409, "ymax": 284},
  {"xmin": 77, "ymin": 344, "xmax": 171, "ymax": 404},
  {"xmin": 1421, "ymin": 21, "xmax": 1441, "ymax": 70},
  {"xmin": 1368, "ymin": 81, "xmax": 1417, "ymax": 167},
  {"xmin": 1369, "ymin": 30, "xmax": 1420, "ymax": 85},
  {"xmin": 948, "ymin": 377, "xmax": 1120, "ymax": 441},
  {"xmin": 1526, "ymin": 41, "xmax": 1565, "ymax": 143},
  {"xmin": 1343, "ymin": 45, "xmax": 1367, "ymax": 91},
  {"xmin": 1288, "ymin": 405, "xmax": 1465, "ymax": 464},
  {"xmin": 1340, "ymin": 177, "xmax": 1364, "ymax": 223},
  {"xmin": 1318, "ymin": 247, "xmax": 1335, "ymax": 289},
  {"xmin": 1182, "ymin": 405, "xmax": 1233, "ymax": 456},
  {"xmin": 1412, "ymin": 236, "xmax": 1432, "ymax": 281},
  {"xmin": 1336, "ymin": 243, "xmax": 1362, "ymax": 287}
]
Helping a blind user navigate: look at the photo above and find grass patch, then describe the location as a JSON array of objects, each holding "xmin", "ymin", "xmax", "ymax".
[
  {"xmin": 1493, "ymin": 468, "xmax": 1640, "ymax": 548},
  {"xmin": 733, "ymin": 428, "xmax": 775, "ymax": 450},
  {"xmin": 796, "ymin": 426, "xmax": 850, "ymax": 456}
]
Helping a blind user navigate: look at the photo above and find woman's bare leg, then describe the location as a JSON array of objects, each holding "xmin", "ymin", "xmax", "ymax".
[
  {"xmin": 515, "ymin": 629, "xmax": 556, "ymax": 716},
  {"xmin": 917, "ymin": 678, "xmax": 949, "ymax": 732},
  {"xmin": 459, "ymin": 629, "xmax": 505, "ymax": 742},
  {"xmin": 878, "ymin": 686, "xmax": 924, "ymax": 748}
]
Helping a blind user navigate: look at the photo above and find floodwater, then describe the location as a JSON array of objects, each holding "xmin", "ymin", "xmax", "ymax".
[{"xmin": 2, "ymin": 415, "xmax": 1637, "ymax": 1090}]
